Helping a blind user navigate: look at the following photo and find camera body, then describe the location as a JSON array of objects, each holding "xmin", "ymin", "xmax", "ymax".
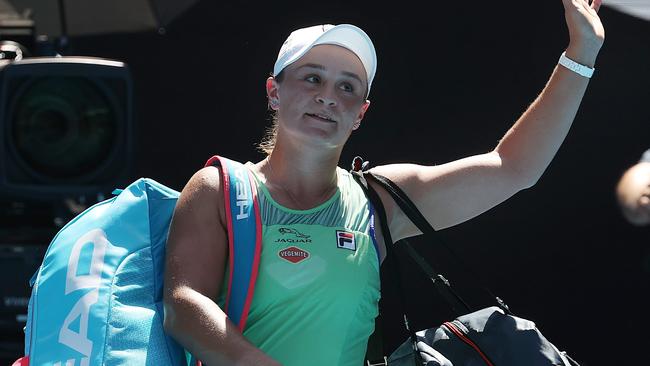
[{"xmin": 0, "ymin": 57, "xmax": 134, "ymax": 200}]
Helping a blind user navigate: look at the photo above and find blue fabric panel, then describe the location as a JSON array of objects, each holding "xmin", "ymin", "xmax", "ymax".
[
  {"xmin": 104, "ymin": 249, "xmax": 182, "ymax": 365},
  {"xmin": 27, "ymin": 178, "xmax": 186, "ymax": 366}
]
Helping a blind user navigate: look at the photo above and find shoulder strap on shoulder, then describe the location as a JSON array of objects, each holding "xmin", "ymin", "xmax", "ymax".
[
  {"xmin": 204, "ymin": 155, "xmax": 262, "ymax": 331},
  {"xmin": 356, "ymin": 162, "xmax": 506, "ymax": 317}
]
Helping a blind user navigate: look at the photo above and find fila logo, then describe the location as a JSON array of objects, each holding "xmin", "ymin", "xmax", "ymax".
[
  {"xmin": 278, "ymin": 246, "xmax": 310, "ymax": 264},
  {"xmin": 336, "ymin": 230, "xmax": 356, "ymax": 251}
]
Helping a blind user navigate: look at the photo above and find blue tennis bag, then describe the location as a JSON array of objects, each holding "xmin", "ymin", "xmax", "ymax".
[{"xmin": 17, "ymin": 156, "xmax": 262, "ymax": 366}]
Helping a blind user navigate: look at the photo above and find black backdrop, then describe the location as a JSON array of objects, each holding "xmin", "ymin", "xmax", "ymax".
[{"xmin": 6, "ymin": 0, "xmax": 650, "ymax": 364}]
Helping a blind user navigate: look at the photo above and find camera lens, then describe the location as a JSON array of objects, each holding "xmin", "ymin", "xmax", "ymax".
[{"xmin": 9, "ymin": 76, "xmax": 117, "ymax": 181}]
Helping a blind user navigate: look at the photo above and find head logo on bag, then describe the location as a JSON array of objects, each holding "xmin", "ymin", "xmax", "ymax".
[
  {"xmin": 17, "ymin": 156, "xmax": 262, "ymax": 366},
  {"xmin": 58, "ymin": 228, "xmax": 109, "ymax": 363},
  {"xmin": 23, "ymin": 178, "xmax": 187, "ymax": 366}
]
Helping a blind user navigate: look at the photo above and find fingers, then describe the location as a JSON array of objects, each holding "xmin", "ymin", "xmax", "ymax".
[
  {"xmin": 567, "ymin": 0, "xmax": 599, "ymax": 17},
  {"xmin": 591, "ymin": 0, "xmax": 602, "ymax": 12},
  {"xmin": 578, "ymin": 0, "xmax": 592, "ymax": 14},
  {"xmin": 561, "ymin": 0, "xmax": 593, "ymax": 15},
  {"xmin": 581, "ymin": 0, "xmax": 601, "ymax": 14}
]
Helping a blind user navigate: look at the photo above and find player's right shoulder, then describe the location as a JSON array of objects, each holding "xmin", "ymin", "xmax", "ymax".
[
  {"xmin": 176, "ymin": 166, "xmax": 226, "ymax": 220},
  {"xmin": 185, "ymin": 165, "xmax": 224, "ymax": 193},
  {"xmin": 175, "ymin": 166, "xmax": 225, "ymax": 223}
]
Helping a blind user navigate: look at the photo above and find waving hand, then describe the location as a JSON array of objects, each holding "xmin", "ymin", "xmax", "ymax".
[{"xmin": 562, "ymin": 0, "xmax": 605, "ymax": 65}]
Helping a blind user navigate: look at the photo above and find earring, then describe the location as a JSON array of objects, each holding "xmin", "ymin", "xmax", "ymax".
[{"xmin": 269, "ymin": 99, "xmax": 279, "ymax": 109}]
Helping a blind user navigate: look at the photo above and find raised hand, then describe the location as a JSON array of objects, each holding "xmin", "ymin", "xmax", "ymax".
[{"xmin": 561, "ymin": 0, "xmax": 605, "ymax": 66}]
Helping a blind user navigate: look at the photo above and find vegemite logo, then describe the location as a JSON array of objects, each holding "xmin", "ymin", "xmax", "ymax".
[
  {"xmin": 278, "ymin": 246, "xmax": 310, "ymax": 263},
  {"xmin": 275, "ymin": 227, "xmax": 312, "ymax": 243},
  {"xmin": 336, "ymin": 230, "xmax": 356, "ymax": 251}
]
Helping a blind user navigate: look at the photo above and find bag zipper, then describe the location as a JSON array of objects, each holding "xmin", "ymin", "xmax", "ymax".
[{"xmin": 442, "ymin": 321, "xmax": 495, "ymax": 366}]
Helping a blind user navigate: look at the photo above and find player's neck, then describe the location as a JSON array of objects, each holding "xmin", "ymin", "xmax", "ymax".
[{"xmin": 261, "ymin": 145, "xmax": 340, "ymax": 209}]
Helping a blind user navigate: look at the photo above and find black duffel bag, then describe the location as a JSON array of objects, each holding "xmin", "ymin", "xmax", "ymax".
[
  {"xmin": 387, "ymin": 305, "xmax": 578, "ymax": 366},
  {"xmin": 352, "ymin": 164, "xmax": 580, "ymax": 366}
]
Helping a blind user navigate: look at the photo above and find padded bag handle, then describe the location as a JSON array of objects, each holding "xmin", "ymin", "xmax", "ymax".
[
  {"xmin": 187, "ymin": 156, "xmax": 263, "ymax": 366},
  {"xmin": 204, "ymin": 156, "xmax": 263, "ymax": 331}
]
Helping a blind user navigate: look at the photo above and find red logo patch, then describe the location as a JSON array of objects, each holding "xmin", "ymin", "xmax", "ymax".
[{"xmin": 278, "ymin": 246, "xmax": 310, "ymax": 263}]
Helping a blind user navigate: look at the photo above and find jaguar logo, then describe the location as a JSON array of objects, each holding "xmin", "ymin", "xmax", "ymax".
[{"xmin": 278, "ymin": 228, "xmax": 310, "ymax": 238}]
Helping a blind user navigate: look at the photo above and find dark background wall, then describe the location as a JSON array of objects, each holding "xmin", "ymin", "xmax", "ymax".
[{"xmin": 2, "ymin": 0, "xmax": 649, "ymax": 364}]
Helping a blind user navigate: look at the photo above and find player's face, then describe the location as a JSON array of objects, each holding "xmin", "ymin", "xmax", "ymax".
[{"xmin": 267, "ymin": 44, "xmax": 370, "ymax": 150}]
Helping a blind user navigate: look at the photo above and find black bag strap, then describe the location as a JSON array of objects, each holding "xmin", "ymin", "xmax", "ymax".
[
  {"xmin": 356, "ymin": 170, "xmax": 470, "ymax": 317},
  {"xmin": 351, "ymin": 159, "xmax": 421, "ymax": 366},
  {"xmin": 363, "ymin": 174, "xmax": 421, "ymax": 363},
  {"xmin": 362, "ymin": 170, "xmax": 512, "ymax": 315}
]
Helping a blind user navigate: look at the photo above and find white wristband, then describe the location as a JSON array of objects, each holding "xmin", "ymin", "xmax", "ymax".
[{"xmin": 558, "ymin": 51, "xmax": 594, "ymax": 78}]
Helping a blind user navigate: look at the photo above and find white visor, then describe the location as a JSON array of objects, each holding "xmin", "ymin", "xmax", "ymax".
[{"xmin": 273, "ymin": 24, "xmax": 377, "ymax": 96}]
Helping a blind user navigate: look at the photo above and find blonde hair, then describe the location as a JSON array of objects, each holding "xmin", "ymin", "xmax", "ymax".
[
  {"xmin": 257, "ymin": 72, "xmax": 285, "ymax": 155},
  {"xmin": 257, "ymin": 114, "xmax": 279, "ymax": 155}
]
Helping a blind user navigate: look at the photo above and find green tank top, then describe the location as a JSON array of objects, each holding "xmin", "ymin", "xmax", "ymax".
[{"xmin": 227, "ymin": 166, "xmax": 381, "ymax": 366}]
